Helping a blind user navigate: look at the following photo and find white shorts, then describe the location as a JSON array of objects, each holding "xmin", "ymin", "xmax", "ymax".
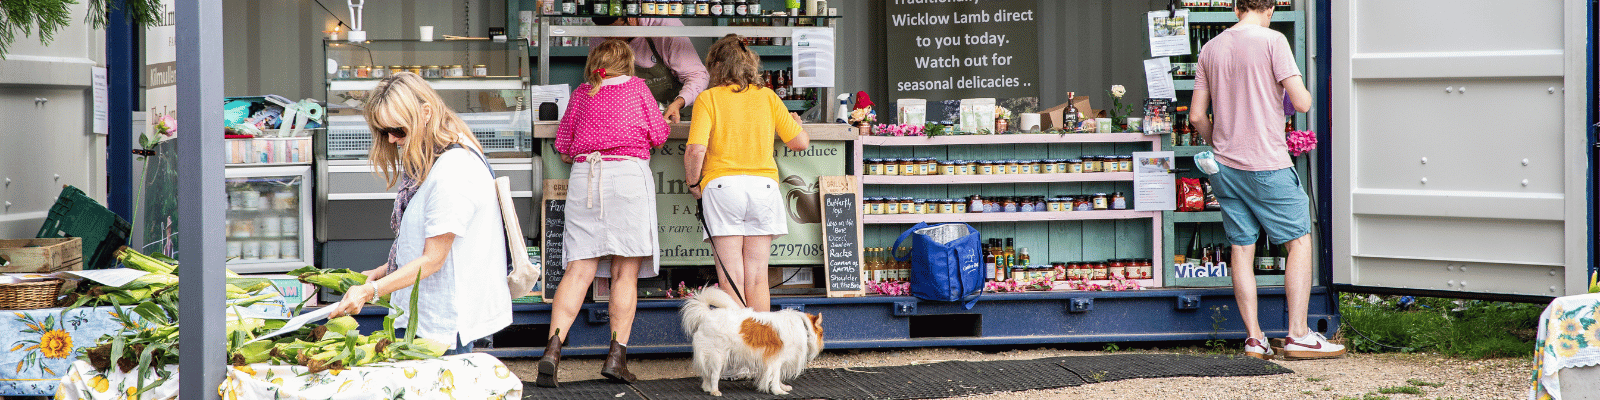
[{"xmin": 701, "ymin": 175, "xmax": 789, "ymax": 238}]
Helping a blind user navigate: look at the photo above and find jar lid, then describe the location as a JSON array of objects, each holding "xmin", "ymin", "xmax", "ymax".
[
  {"xmin": 1095, "ymin": 192, "xmax": 1108, "ymax": 196},
  {"xmin": 978, "ymin": 160, "xmax": 993, "ymax": 165},
  {"xmin": 474, "ymin": 64, "xmax": 487, "ymax": 67},
  {"xmin": 913, "ymin": 199, "xmax": 927, "ymax": 203},
  {"xmin": 426, "ymin": 65, "xmax": 440, "ymax": 68},
  {"xmin": 1067, "ymin": 158, "xmax": 1082, "ymax": 162},
  {"xmin": 372, "ymin": 65, "xmax": 385, "ymax": 69},
  {"xmin": 451, "ymin": 65, "xmax": 463, "ymax": 68},
  {"xmin": 884, "ymin": 158, "xmax": 900, "ymax": 162},
  {"xmin": 339, "ymin": 66, "xmax": 351, "ymax": 69}
]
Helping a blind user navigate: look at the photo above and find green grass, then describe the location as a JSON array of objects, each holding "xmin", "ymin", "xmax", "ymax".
[
  {"xmin": 1406, "ymin": 378, "xmax": 1444, "ymax": 387},
  {"xmin": 1339, "ymin": 293, "xmax": 1542, "ymax": 358},
  {"xmin": 1307, "ymin": 377, "xmax": 1325, "ymax": 382},
  {"xmin": 1339, "ymin": 394, "xmax": 1390, "ymax": 400},
  {"xmin": 1376, "ymin": 386, "xmax": 1424, "ymax": 395}
]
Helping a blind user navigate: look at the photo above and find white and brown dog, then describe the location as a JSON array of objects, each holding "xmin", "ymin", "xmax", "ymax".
[{"xmin": 680, "ymin": 287, "xmax": 824, "ymax": 396}]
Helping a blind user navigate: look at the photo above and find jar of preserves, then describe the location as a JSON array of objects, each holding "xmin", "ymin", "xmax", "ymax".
[
  {"xmin": 939, "ymin": 161, "xmax": 956, "ymax": 175},
  {"xmin": 1085, "ymin": 156, "xmax": 1103, "ymax": 173},
  {"xmin": 1051, "ymin": 262, "xmax": 1068, "ymax": 280},
  {"xmin": 898, "ymin": 197, "xmax": 914, "ymax": 214},
  {"xmin": 1066, "ymin": 158, "xmax": 1083, "ymax": 173},
  {"xmin": 1010, "ymin": 265, "xmax": 1027, "ymax": 282},
  {"xmin": 446, "ymin": 64, "xmax": 465, "ymax": 78},
  {"xmin": 903, "ymin": 158, "xmax": 920, "ymax": 175},
  {"xmin": 408, "ymin": 65, "xmax": 423, "ymax": 75},
  {"xmin": 866, "ymin": 159, "xmax": 883, "ymax": 175},
  {"xmin": 1111, "ymin": 192, "xmax": 1128, "ymax": 210},
  {"xmin": 369, "ymin": 65, "xmax": 387, "ymax": 78},
  {"xmin": 978, "ymin": 161, "xmax": 995, "ymax": 175},
  {"xmin": 473, "ymin": 64, "xmax": 489, "ymax": 77},
  {"xmin": 964, "ymin": 160, "xmax": 978, "ymax": 175},
  {"xmin": 923, "ymin": 158, "xmax": 937, "ymax": 175},
  {"xmin": 1108, "ymin": 259, "xmax": 1127, "ymax": 279},
  {"xmin": 1005, "ymin": 159, "xmax": 1021, "ymax": 175},
  {"xmin": 1073, "ymin": 196, "xmax": 1092, "ymax": 211},
  {"xmin": 389, "ymin": 66, "xmax": 404, "ymax": 75},
  {"xmin": 882, "ymin": 158, "xmax": 901, "ymax": 175},
  {"xmin": 912, "ymin": 199, "xmax": 927, "ymax": 214},
  {"xmin": 1029, "ymin": 160, "xmax": 1043, "ymax": 174},
  {"xmin": 355, "ymin": 65, "xmax": 371, "ymax": 78},
  {"xmin": 1042, "ymin": 159, "xmax": 1059, "ymax": 174},
  {"xmin": 1066, "ymin": 262, "xmax": 1085, "ymax": 280},
  {"xmin": 884, "ymin": 198, "xmax": 900, "ymax": 215},
  {"xmin": 954, "ymin": 199, "xmax": 968, "ymax": 213},
  {"xmin": 1092, "ymin": 193, "xmax": 1110, "ymax": 210},
  {"xmin": 1018, "ymin": 197, "xmax": 1036, "ymax": 212},
  {"xmin": 1001, "ymin": 197, "xmax": 1018, "ymax": 213},
  {"xmin": 939, "ymin": 199, "xmax": 955, "ymax": 214},
  {"xmin": 1059, "ymin": 196, "xmax": 1075, "ymax": 212},
  {"xmin": 423, "ymin": 65, "xmax": 443, "ymax": 79},
  {"xmin": 336, "ymin": 65, "xmax": 352, "ymax": 79},
  {"xmin": 1047, "ymin": 197, "xmax": 1064, "ymax": 212},
  {"xmin": 1118, "ymin": 155, "xmax": 1133, "ymax": 173},
  {"xmin": 1091, "ymin": 261, "xmax": 1109, "ymax": 280},
  {"xmin": 1132, "ymin": 259, "xmax": 1153, "ymax": 279},
  {"xmin": 866, "ymin": 197, "xmax": 882, "ymax": 214},
  {"xmin": 968, "ymin": 195, "xmax": 984, "ymax": 213}
]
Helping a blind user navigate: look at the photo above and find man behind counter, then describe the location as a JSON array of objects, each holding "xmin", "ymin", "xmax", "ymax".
[{"xmin": 589, "ymin": 17, "xmax": 710, "ymax": 123}]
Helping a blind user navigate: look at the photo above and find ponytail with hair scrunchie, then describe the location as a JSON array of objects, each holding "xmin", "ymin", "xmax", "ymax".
[{"xmin": 594, "ymin": 68, "xmax": 607, "ymax": 77}]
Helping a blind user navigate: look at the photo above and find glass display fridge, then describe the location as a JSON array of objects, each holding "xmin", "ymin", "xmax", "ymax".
[{"xmin": 225, "ymin": 165, "xmax": 314, "ymax": 273}]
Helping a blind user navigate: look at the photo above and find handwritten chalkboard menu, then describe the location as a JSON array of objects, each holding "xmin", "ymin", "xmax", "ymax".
[
  {"xmin": 540, "ymin": 179, "xmax": 568, "ymax": 302},
  {"xmin": 818, "ymin": 176, "xmax": 864, "ymax": 297}
]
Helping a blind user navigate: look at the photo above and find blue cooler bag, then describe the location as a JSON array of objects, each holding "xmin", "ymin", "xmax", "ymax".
[{"xmin": 892, "ymin": 222, "xmax": 984, "ymax": 309}]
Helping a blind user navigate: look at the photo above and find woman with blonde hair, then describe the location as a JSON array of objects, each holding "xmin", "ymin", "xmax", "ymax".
[
  {"xmin": 536, "ymin": 39, "xmax": 670, "ymax": 387},
  {"xmin": 330, "ymin": 72, "xmax": 512, "ymax": 356},
  {"xmin": 684, "ymin": 35, "xmax": 809, "ymax": 312}
]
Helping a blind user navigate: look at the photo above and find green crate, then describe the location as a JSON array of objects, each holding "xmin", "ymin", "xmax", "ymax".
[{"xmin": 35, "ymin": 185, "xmax": 132, "ymax": 270}]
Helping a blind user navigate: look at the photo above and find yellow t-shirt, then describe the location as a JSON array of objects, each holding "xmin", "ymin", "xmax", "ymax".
[{"xmin": 687, "ymin": 85, "xmax": 803, "ymax": 187}]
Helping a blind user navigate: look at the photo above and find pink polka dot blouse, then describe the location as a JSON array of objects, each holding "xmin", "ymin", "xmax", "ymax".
[{"xmin": 554, "ymin": 76, "xmax": 670, "ymax": 162}]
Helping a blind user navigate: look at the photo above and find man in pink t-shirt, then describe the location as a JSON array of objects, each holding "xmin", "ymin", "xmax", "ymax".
[{"xmin": 1189, "ymin": 0, "xmax": 1342, "ymax": 361}]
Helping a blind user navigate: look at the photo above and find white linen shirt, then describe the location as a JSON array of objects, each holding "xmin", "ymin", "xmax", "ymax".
[{"xmin": 388, "ymin": 147, "xmax": 512, "ymax": 344}]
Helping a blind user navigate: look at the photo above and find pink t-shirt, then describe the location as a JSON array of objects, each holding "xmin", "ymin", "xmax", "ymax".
[
  {"xmin": 554, "ymin": 76, "xmax": 670, "ymax": 161},
  {"xmin": 1195, "ymin": 25, "xmax": 1300, "ymax": 171}
]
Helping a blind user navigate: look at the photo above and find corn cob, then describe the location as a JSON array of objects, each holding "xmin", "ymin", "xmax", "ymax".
[{"xmin": 116, "ymin": 246, "xmax": 175, "ymax": 274}]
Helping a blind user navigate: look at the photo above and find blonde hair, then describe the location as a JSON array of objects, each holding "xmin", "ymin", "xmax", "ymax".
[
  {"xmin": 585, "ymin": 39, "xmax": 637, "ymax": 96},
  {"xmin": 706, "ymin": 34, "xmax": 761, "ymax": 93},
  {"xmin": 363, "ymin": 72, "xmax": 483, "ymax": 189}
]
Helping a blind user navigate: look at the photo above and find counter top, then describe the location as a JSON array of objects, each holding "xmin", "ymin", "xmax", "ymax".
[{"xmin": 532, "ymin": 122, "xmax": 860, "ymax": 141}]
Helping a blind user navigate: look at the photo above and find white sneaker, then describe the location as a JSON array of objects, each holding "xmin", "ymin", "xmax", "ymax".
[
  {"xmin": 1282, "ymin": 332, "xmax": 1346, "ymax": 360},
  {"xmin": 1243, "ymin": 337, "xmax": 1275, "ymax": 360}
]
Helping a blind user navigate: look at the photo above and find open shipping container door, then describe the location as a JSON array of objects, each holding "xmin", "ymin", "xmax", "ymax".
[{"xmin": 1330, "ymin": 0, "xmax": 1592, "ymax": 299}]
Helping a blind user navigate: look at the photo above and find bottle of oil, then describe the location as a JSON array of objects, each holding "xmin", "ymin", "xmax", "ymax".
[{"xmin": 1003, "ymin": 238, "xmax": 1017, "ymax": 280}]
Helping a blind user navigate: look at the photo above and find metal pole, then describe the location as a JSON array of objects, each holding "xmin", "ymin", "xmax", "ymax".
[
  {"xmin": 106, "ymin": 6, "xmax": 136, "ymax": 221},
  {"xmin": 176, "ymin": 0, "xmax": 225, "ymax": 398}
]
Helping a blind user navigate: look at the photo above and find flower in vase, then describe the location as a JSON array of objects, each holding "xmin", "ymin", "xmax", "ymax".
[{"xmin": 1111, "ymin": 85, "xmax": 1126, "ymax": 98}]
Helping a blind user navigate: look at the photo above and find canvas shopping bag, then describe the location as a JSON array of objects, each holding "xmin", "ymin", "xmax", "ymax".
[{"xmin": 892, "ymin": 222, "xmax": 984, "ymax": 309}]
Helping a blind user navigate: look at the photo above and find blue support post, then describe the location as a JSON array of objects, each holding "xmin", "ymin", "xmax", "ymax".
[
  {"xmin": 105, "ymin": 6, "xmax": 136, "ymax": 220},
  {"xmin": 176, "ymin": 0, "xmax": 225, "ymax": 398},
  {"xmin": 1315, "ymin": 0, "xmax": 1338, "ymax": 318}
]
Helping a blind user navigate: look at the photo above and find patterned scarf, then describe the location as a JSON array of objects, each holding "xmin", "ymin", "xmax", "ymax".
[{"xmin": 386, "ymin": 171, "xmax": 422, "ymax": 273}]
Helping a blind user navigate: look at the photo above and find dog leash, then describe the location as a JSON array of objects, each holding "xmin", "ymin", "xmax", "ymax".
[{"xmin": 694, "ymin": 199, "xmax": 746, "ymax": 308}]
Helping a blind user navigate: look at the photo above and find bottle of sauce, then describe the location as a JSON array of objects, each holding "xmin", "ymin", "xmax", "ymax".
[
  {"xmin": 984, "ymin": 239, "xmax": 998, "ymax": 281},
  {"xmin": 1064, "ymin": 92, "xmax": 1079, "ymax": 132}
]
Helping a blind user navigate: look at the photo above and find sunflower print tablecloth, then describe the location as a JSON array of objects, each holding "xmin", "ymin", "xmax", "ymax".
[
  {"xmin": 1530, "ymin": 292, "xmax": 1600, "ymax": 400},
  {"xmin": 0, "ymin": 306, "xmax": 135, "ymax": 396},
  {"xmin": 55, "ymin": 361, "xmax": 180, "ymax": 400},
  {"xmin": 219, "ymin": 353, "xmax": 522, "ymax": 400}
]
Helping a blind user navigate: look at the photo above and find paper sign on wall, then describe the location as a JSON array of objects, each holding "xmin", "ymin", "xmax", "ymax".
[
  {"xmin": 1147, "ymin": 10, "xmax": 1192, "ymax": 58},
  {"xmin": 791, "ymin": 28, "xmax": 835, "ymax": 88},
  {"xmin": 1133, "ymin": 151, "xmax": 1177, "ymax": 211}
]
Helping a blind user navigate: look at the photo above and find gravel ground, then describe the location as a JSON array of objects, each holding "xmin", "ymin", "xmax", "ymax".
[{"xmin": 505, "ymin": 346, "xmax": 1532, "ymax": 400}]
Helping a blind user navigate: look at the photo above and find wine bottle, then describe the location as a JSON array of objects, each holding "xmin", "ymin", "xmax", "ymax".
[
  {"xmin": 1273, "ymin": 242, "xmax": 1287, "ymax": 273},
  {"xmin": 983, "ymin": 240, "xmax": 997, "ymax": 281},
  {"xmin": 1185, "ymin": 223, "xmax": 1203, "ymax": 264},
  {"xmin": 1254, "ymin": 233, "xmax": 1274, "ymax": 274}
]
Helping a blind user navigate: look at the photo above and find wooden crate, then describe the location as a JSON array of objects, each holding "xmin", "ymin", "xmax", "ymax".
[{"xmin": 0, "ymin": 238, "xmax": 84, "ymax": 273}]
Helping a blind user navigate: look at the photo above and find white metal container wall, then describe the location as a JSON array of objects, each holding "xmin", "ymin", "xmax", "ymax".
[
  {"xmin": 0, "ymin": 0, "xmax": 108, "ymax": 239},
  {"xmin": 1332, "ymin": 0, "xmax": 1591, "ymax": 296}
]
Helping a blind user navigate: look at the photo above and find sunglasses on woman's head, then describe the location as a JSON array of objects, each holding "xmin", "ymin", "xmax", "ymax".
[{"xmin": 377, "ymin": 126, "xmax": 406, "ymax": 138}]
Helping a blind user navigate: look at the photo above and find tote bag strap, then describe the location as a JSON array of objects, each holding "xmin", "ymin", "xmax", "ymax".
[{"xmin": 890, "ymin": 221, "xmax": 930, "ymax": 262}]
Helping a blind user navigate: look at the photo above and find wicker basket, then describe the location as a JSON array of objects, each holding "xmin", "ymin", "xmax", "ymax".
[{"xmin": 0, "ymin": 279, "xmax": 64, "ymax": 310}]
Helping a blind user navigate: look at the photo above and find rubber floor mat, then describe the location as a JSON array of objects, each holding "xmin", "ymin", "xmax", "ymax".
[
  {"xmin": 1052, "ymin": 353, "xmax": 1293, "ymax": 384},
  {"xmin": 520, "ymin": 353, "xmax": 1290, "ymax": 400},
  {"xmin": 521, "ymin": 379, "xmax": 646, "ymax": 400}
]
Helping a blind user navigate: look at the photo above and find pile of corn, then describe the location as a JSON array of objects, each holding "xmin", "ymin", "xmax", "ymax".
[{"xmin": 227, "ymin": 315, "xmax": 450, "ymax": 373}]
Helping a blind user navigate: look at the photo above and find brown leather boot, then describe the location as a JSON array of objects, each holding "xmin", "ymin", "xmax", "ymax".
[
  {"xmin": 599, "ymin": 339, "xmax": 637, "ymax": 383},
  {"xmin": 535, "ymin": 333, "xmax": 563, "ymax": 388}
]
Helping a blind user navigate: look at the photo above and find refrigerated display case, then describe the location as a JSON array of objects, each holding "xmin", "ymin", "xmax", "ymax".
[{"xmin": 225, "ymin": 165, "xmax": 314, "ymax": 272}]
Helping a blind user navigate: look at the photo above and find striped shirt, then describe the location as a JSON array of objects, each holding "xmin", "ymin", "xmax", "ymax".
[{"xmin": 1195, "ymin": 24, "xmax": 1301, "ymax": 171}]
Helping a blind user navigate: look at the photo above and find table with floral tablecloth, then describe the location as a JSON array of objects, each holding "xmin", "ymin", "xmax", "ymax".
[
  {"xmin": 1530, "ymin": 292, "xmax": 1600, "ymax": 400},
  {"xmin": 220, "ymin": 353, "xmax": 522, "ymax": 400},
  {"xmin": 0, "ymin": 306, "xmax": 135, "ymax": 396}
]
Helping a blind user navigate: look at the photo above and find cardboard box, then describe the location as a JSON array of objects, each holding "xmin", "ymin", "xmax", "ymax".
[
  {"xmin": 1040, "ymin": 101, "xmax": 1073, "ymax": 130},
  {"xmin": 768, "ymin": 267, "xmax": 815, "ymax": 289}
]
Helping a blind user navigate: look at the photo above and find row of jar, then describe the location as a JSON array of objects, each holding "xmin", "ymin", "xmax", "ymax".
[
  {"xmin": 865, "ymin": 156, "xmax": 1135, "ymax": 176},
  {"xmin": 334, "ymin": 65, "xmax": 491, "ymax": 79},
  {"xmin": 226, "ymin": 240, "xmax": 301, "ymax": 261},
  {"xmin": 228, "ymin": 187, "xmax": 298, "ymax": 211},
  {"xmin": 865, "ymin": 193, "xmax": 1130, "ymax": 214},
  {"xmin": 1001, "ymin": 259, "xmax": 1155, "ymax": 282},
  {"xmin": 228, "ymin": 216, "xmax": 301, "ymax": 239}
]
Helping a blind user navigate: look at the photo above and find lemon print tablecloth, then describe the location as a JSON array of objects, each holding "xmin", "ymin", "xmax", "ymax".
[
  {"xmin": 0, "ymin": 306, "xmax": 136, "ymax": 397},
  {"xmin": 55, "ymin": 361, "xmax": 181, "ymax": 400},
  {"xmin": 219, "ymin": 353, "xmax": 522, "ymax": 400},
  {"xmin": 1530, "ymin": 292, "xmax": 1600, "ymax": 400}
]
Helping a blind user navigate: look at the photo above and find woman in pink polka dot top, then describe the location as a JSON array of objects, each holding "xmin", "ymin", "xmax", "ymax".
[{"xmin": 540, "ymin": 39, "xmax": 669, "ymax": 388}]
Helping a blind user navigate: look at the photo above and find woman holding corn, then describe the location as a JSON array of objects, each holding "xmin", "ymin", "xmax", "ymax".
[{"xmin": 328, "ymin": 72, "xmax": 512, "ymax": 355}]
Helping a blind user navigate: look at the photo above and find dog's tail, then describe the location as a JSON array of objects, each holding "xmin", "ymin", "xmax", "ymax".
[{"xmin": 680, "ymin": 287, "xmax": 742, "ymax": 337}]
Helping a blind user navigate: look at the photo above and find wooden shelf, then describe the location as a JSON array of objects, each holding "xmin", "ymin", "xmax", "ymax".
[
  {"xmin": 328, "ymin": 77, "xmax": 525, "ymax": 91},
  {"xmin": 532, "ymin": 122, "xmax": 858, "ymax": 141},
  {"xmin": 862, "ymin": 173, "xmax": 1133, "ymax": 185},
  {"xmin": 1169, "ymin": 211, "xmax": 1224, "ymax": 223},
  {"xmin": 860, "ymin": 133, "xmax": 1158, "ymax": 146},
  {"xmin": 1174, "ymin": 79, "xmax": 1195, "ymax": 91},
  {"xmin": 1167, "ymin": 145, "xmax": 1212, "ymax": 157},
  {"xmin": 863, "ymin": 210, "xmax": 1158, "ymax": 224}
]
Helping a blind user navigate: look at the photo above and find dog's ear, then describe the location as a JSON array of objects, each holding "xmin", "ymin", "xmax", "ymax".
[{"xmin": 808, "ymin": 313, "xmax": 822, "ymax": 327}]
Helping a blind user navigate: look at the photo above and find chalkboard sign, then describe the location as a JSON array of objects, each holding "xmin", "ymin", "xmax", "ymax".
[
  {"xmin": 540, "ymin": 179, "xmax": 568, "ymax": 302},
  {"xmin": 819, "ymin": 176, "xmax": 864, "ymax": 297}
]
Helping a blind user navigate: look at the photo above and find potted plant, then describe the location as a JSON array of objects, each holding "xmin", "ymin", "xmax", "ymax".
[{"xmin": 994, "ymin": 106, "xmax": 1013, "ymax": 133}]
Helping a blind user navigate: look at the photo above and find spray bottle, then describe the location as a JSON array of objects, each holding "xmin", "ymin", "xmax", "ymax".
[{"xmin": 836, "ymin": 93, "xmax": 851, "ymax": 124}]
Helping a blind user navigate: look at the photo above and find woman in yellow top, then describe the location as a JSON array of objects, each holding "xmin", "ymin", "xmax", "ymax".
[{"xmin": 684, "ymin": 35, "xmax": 810, "ymax": 312}]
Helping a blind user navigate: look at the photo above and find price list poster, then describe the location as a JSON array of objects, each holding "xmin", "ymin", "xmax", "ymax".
[{"xmin": 886, "ymin": 0, "xmax": 1040, "ymax": 121}]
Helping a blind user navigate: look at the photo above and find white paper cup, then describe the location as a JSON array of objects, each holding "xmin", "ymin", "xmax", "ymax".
[{"xmin": 420, "ymin": 26, "xmax": 434, "ymax": 41}]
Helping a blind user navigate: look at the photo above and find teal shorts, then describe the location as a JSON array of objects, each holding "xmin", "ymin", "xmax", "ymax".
[{"xmin": 1210, "ymin": 163, "xmax": 1311, "ymax": 246}]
